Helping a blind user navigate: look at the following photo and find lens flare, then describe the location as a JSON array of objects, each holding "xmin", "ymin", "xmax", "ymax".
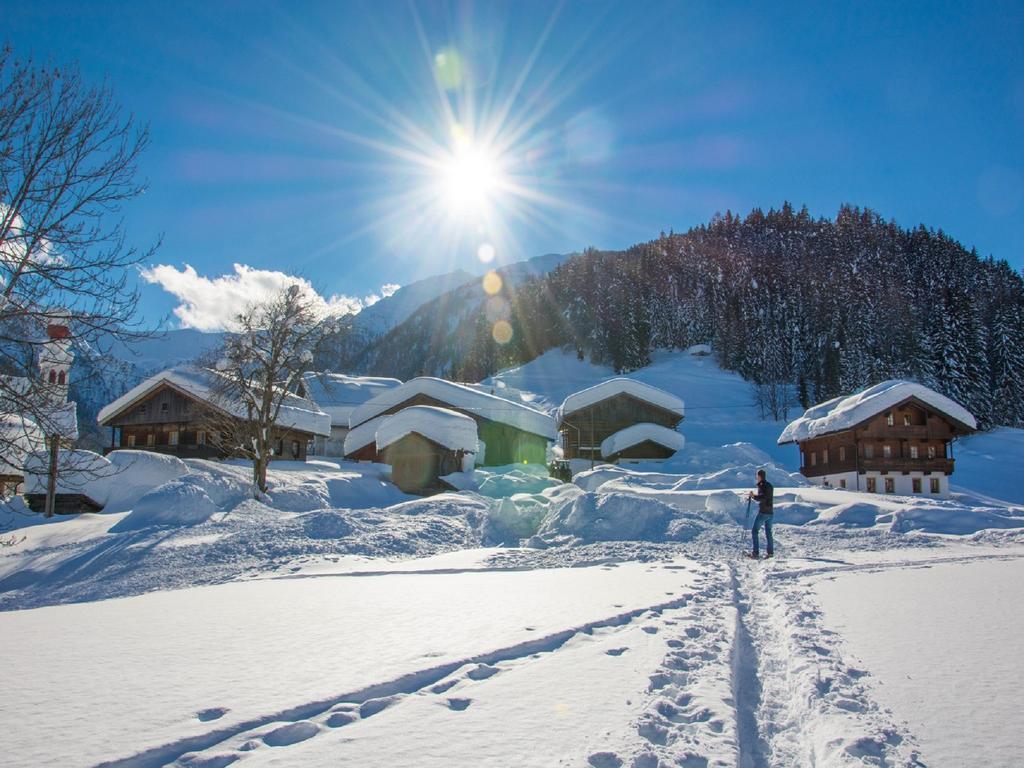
[
  {"xmin": 477, "ymin": 242, "xmax": 496, "ymax": 263},
  {"xmin": 492, "ymin": 319, "xmax": 513, "ymax": 344},
  {"xmin": 482, "ymin": 270, "xmax": 502, "ymax": 295}
]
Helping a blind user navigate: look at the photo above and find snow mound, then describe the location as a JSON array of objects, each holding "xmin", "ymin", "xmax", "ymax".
[
  {"xmin": 889, "ymin": 505, "xmax": 1024, "ymax": 535},
  {"xmin": 112, "ymin": 478, "xmax": 219, "ymax": 530},
  {"xmin": 348, "ymin": 376, "xmax": 557, "ymax": 440},
  {"xmin": 474, "ymin": 464, "xmax": 564, "ymax": 498},
  {"xmin": 375, "ymin": 405, "xmax": 478, "ymax": 453},
  {"xmin": 779, "ymin": 379, "xmax": 976, "ymax": 444},
  {"xmin": 558, "ymin": 377, "xmax": 684, "ymax": 420},
  {"xmin": 102, "ymin": 450, "xmax": 190, "ymax": 512},
  {"xmin": 533, "ymin": 492, "xmax": 683, "ymax": 545},
  {"xmin": 600, "ymin": 423, "xmax": 685, "ymax": 458}
]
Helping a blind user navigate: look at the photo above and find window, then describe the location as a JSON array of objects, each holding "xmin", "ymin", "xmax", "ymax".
[
  {"xmin": 912, "ymin": 477, "xmax": 922, "ymax": 493},
  {"xmin": 930, "ymin": 477, "xmax": 940, "ymax": 494},
  {"xmin": 169, "ymin": 430, "xmax": 179, "ymax": 446},
  {"xmin": 866, "ymin": 477, "xmax": 877, "ymax": 493},
  {"xmin": 864, "ymin": 444, "xmax": 874, "ymax": 459},
  {"xmin": 49, "ymin": 369, "xmax": 57, "ymax": 384},
  {"xmin": 126, "ymin": 434, "xmax": 136, "ymax": 447},
  {"xmin": 146, "ymin": 433, "xmax": 155, "ymax": 447},
  {"xmin": 138, "ymin": 404, "xmax": 147, "ymax": 415},
  {"xmin": 810, "ymin": 451, "xmax": 817, "ymax": 467},
  {"xmin": 886, "ymin": 412, "xmax": 894, "ymax": 426},
  {"xmin": 839, "ymin": 478, "xmax": 847, "ymax": 489},
  {"xmin": 160, "ymin": 402, "xmax": 169, "ymax": 413},
  {"xmin": 927, "ymin": 445, "xmax": 936, "ymax": 459},
  {"xmin": 910, "ymin": 445, "xmax": 918, "ymax": 458},
  {"xmin": 57, "ymin": 371, "xmax": 66, "ymax": 385},
  {"xmin": 839, "ymin": 446, "xmax": 846, "ymax": 462},
  {"xmin": 197, "ymin": 430, "xmax": 206, "ymax": 446},
  {"xmin": 884, "ymin": 477, "xmax": 895, "ymax": 493},
  {"xmin": 903, "ymin": 413, "xmax": 911, "ymax": 426},
  {"xmin": 291, "ymin": 440, "xmax": 300, "ymax": 459},
  {"xmin": 882, "ymin": 444, "xmax": 892, "ymax": 458},
  {"xmin": 823, "ymin": 448, "xmax": 829, "ymax": 465},
  {"xmin": 800, "ymin": 451, "xmax": 805, "ymax": 467}
]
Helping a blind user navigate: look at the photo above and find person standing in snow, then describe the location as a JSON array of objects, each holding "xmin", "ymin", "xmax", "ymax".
[{"xmin": 747, "ymin": 469, "xmax": 774, "ymax": 559}]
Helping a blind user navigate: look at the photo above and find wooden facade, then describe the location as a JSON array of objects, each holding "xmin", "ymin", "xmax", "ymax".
[
  {"xmin": 362, "ymin": 393, "xmax": 549, "ymax": 466},
  {"xmin": 380, "ymin": 432, "xmax": 467, "ymax": 494},
  {"xmin": 560, "ymin": 393, "xmax": 683, "ymax": 461},
  {"xmin": 100, "ymin": 383, "xmax": 315, "ymax": 461},
  {"xmin": 797, "ymin": 398, "xmax": 969, "ymax": 485}
]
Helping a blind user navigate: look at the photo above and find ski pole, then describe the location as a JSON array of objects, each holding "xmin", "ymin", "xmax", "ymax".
[{"xmin": 743, "ymin": 496, "xmax": 752, "ymax": 552}]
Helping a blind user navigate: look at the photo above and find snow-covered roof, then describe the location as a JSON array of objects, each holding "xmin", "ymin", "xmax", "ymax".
[
  {"xmin": 375, "ymin": 406, "xmax": 478, "ymax": 453},
  {"xmin": 778, "ymin": 380, "xmax": 978, "ymax": 444},
  {"xmin": 600, "ymin": 423, "xmax": 686, "ymax": 459},
  {"xmin": 98, "ymin": 365, "xmax": 331, "ymax": 437},
  {"xmin": 348, "ymin": 377, "xmax": 557, "ymax": 440},
  {"xmin": 301, "ymin": 372, "xmax": 402, "ymax": 426},
  {"xmin": 558, "ymin": 378, "xmax": 685, "ymax": 421},
  {"xmin": 0, "ymin": 415, "xmax": 46, "ymax": 476},
  {"xmin": 343, "ymin": 415, "xmax": 389, "ymax": 456}
]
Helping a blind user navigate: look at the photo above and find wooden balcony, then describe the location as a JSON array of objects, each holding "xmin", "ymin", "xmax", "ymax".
[{"xmin": 861, "ymin": 457, "xmax": 954, "ymax": 475}]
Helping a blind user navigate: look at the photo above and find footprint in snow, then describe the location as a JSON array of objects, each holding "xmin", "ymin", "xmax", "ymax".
[
  {"xmin": 605, "ymin": 647, "xmax": 629, "ymax": 656},
  {"xmin": 446, "ymin": 697, "xmax": 472, "ymax": 711},
  {"xmin": 466, "ymin": 664, "xmax": 499, "ymax": 681},
  {"xmin": 359, "ymin": 696, "xmax": 398, "ymax": 718},
  {"xmin": 431, "ymin": 679, "xmax": 458, "ymax": 694},
  {"xmin": 179, "ymin": 754, "xmax": 238, "ymax": 768},
  {"xmin": 641, "ymin": 626, "xmax": 658, "ymax": 634},
  {"xmin": 195, "ymin": 707, "xmax": 228, "ymax": 722},
  {"xmin": 325, "ymin": 711, "xmax": 357, "ymax": 728},
  {"xmin": 262, "ymin": 721, "xmax": 319, "ymax": 747},
  {"xmin": 588, "ymin": 751, "xmax": 623, "ymax": 768}
]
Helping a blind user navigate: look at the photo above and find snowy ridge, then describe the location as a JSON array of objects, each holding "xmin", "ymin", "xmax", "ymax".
[
  {"xmin": 778, "ymin": 379, "xmax": 977, "ymax": 444},
  {"xmin": 375, "ymin": 406, "xmax": 478, "ymax": 453},
  {"xmin": 349, "ymin": 377, "xmax": 557, "ymax": 440},
  {"xmin": 558, "ymin": 378, "xmax": 685, "ymax": 420},
  {"xmin": 600, "ymin": 423, "xmax": 685, "ymax": 458},
  {"xmin": 97, "ymin": 365, "xmax": 331, "ymax": 437},
  {"xmin": 301, "ymin": 373, "xmax": 401, "ymax": 426}
]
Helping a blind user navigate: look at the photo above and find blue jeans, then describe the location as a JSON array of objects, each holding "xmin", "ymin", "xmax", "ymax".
[{"xmin": 752, "ymin": 512, "xmax": 773, "ymax": 556}]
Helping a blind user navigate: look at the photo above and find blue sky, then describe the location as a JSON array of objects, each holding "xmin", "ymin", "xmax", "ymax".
[{"xmin": 7, "ymin": 1, "xmax": 1023, "ymax": 329}]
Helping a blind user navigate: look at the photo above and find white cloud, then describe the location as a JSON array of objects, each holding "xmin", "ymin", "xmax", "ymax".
[{"xmin": 140, "ymin": 263, "xmax": 399, "ymax": 332}]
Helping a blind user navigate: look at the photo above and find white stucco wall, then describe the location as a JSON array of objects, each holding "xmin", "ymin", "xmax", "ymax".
[{"xmin": 809, "ymin": 470, "xmax": 949, "ymax": 498}]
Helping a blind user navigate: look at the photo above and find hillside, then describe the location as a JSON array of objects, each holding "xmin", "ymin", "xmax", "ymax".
[{"xmin": 354, "ymin": 204, "xmax": 1024, "ymax": 431}]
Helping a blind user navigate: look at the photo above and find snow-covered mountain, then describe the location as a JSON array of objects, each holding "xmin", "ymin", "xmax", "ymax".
[{"xmin": 349, "ymin": 269, "xmax": 477, "ymax": 338}]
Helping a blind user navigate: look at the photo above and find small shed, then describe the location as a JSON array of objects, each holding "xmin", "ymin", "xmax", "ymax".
[
  {"xmin": 375, "ymin": 406, "xmax": 477, "ymax": 495},
  {"xmin": 558, "ymin": 378, "xmax": 684, "ymax": 461},
  {"xmin": 601, "ymin": 423, "xmax": 686, "ymax": 463}
]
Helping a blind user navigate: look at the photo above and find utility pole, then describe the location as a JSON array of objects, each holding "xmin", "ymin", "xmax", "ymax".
[{"xmin": 45, "ymin": 434, "xmax": 59, "ymax": 518}]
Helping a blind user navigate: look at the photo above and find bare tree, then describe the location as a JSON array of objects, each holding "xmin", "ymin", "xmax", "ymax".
[
  {"xmin": 0, "ymin": 46, "xmax": 157, "ymax": 516},
  {"xmin": 202, "ymin": 285, "xmax": 332, "ymax": 498}
]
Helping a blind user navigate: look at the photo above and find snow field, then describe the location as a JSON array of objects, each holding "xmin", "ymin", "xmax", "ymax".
[
  {"xmin": 814, "ymin": 558, "xmax": 1024, "ymax": 767},
  {"xmin": 0, "ymin": 559, "xmax": 703, "ymax": 768}
]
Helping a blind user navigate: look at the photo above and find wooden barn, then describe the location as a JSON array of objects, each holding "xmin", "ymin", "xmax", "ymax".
[
  {"xmin": 374, "ymin": 406, "xmax": 477, "ymax": 494},
  {"xmin": 97, "ymin": 366, "xmax": 331, "ymax": 461},
  {"xmin": 778, "ymin": 380, "xmax": 977, "ymax": 497},
  {"xmin": 558, "ymin": 378, "xmax": 685, "ymax": 462},
  {"xmin": 345, "ymin": 377, "xmax": 556, "ymax": 466}
]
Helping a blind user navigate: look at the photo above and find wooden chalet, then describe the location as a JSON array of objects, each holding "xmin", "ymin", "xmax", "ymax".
[
  {"xmin": 97, "ymin": 366, "xmax": 331, "ymax": 462},
  {"xmin": 344, "ymin": 377, "xmax": 556, "ymax": 466},
  {"xmin": 558, "ymin": 379, "xmax": 685, "ymax": 462},
  {"xmin": 778, "ymin": 381, "xmax": 977, "ymax": 497}
]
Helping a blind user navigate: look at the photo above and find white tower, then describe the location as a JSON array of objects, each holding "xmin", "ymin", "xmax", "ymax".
[{"xmin": 38, "ymin": 318, "xmax": 73, "ymax": 403}]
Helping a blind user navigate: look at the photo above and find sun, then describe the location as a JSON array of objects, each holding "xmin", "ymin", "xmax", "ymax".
[{"xmin": 436, "ymin": 133, "xmax": 504, "ymax": 217}]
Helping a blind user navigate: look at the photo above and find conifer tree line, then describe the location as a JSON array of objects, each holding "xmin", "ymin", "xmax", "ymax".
[{"xmin": 446, "ymin": 203, "xmax": 1024, "ymax": 428}]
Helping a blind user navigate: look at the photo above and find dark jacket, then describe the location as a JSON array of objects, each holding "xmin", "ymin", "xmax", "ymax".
[{"xmin": 753, "ymin": 479, "xmax": 774, "ymax": 515}]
